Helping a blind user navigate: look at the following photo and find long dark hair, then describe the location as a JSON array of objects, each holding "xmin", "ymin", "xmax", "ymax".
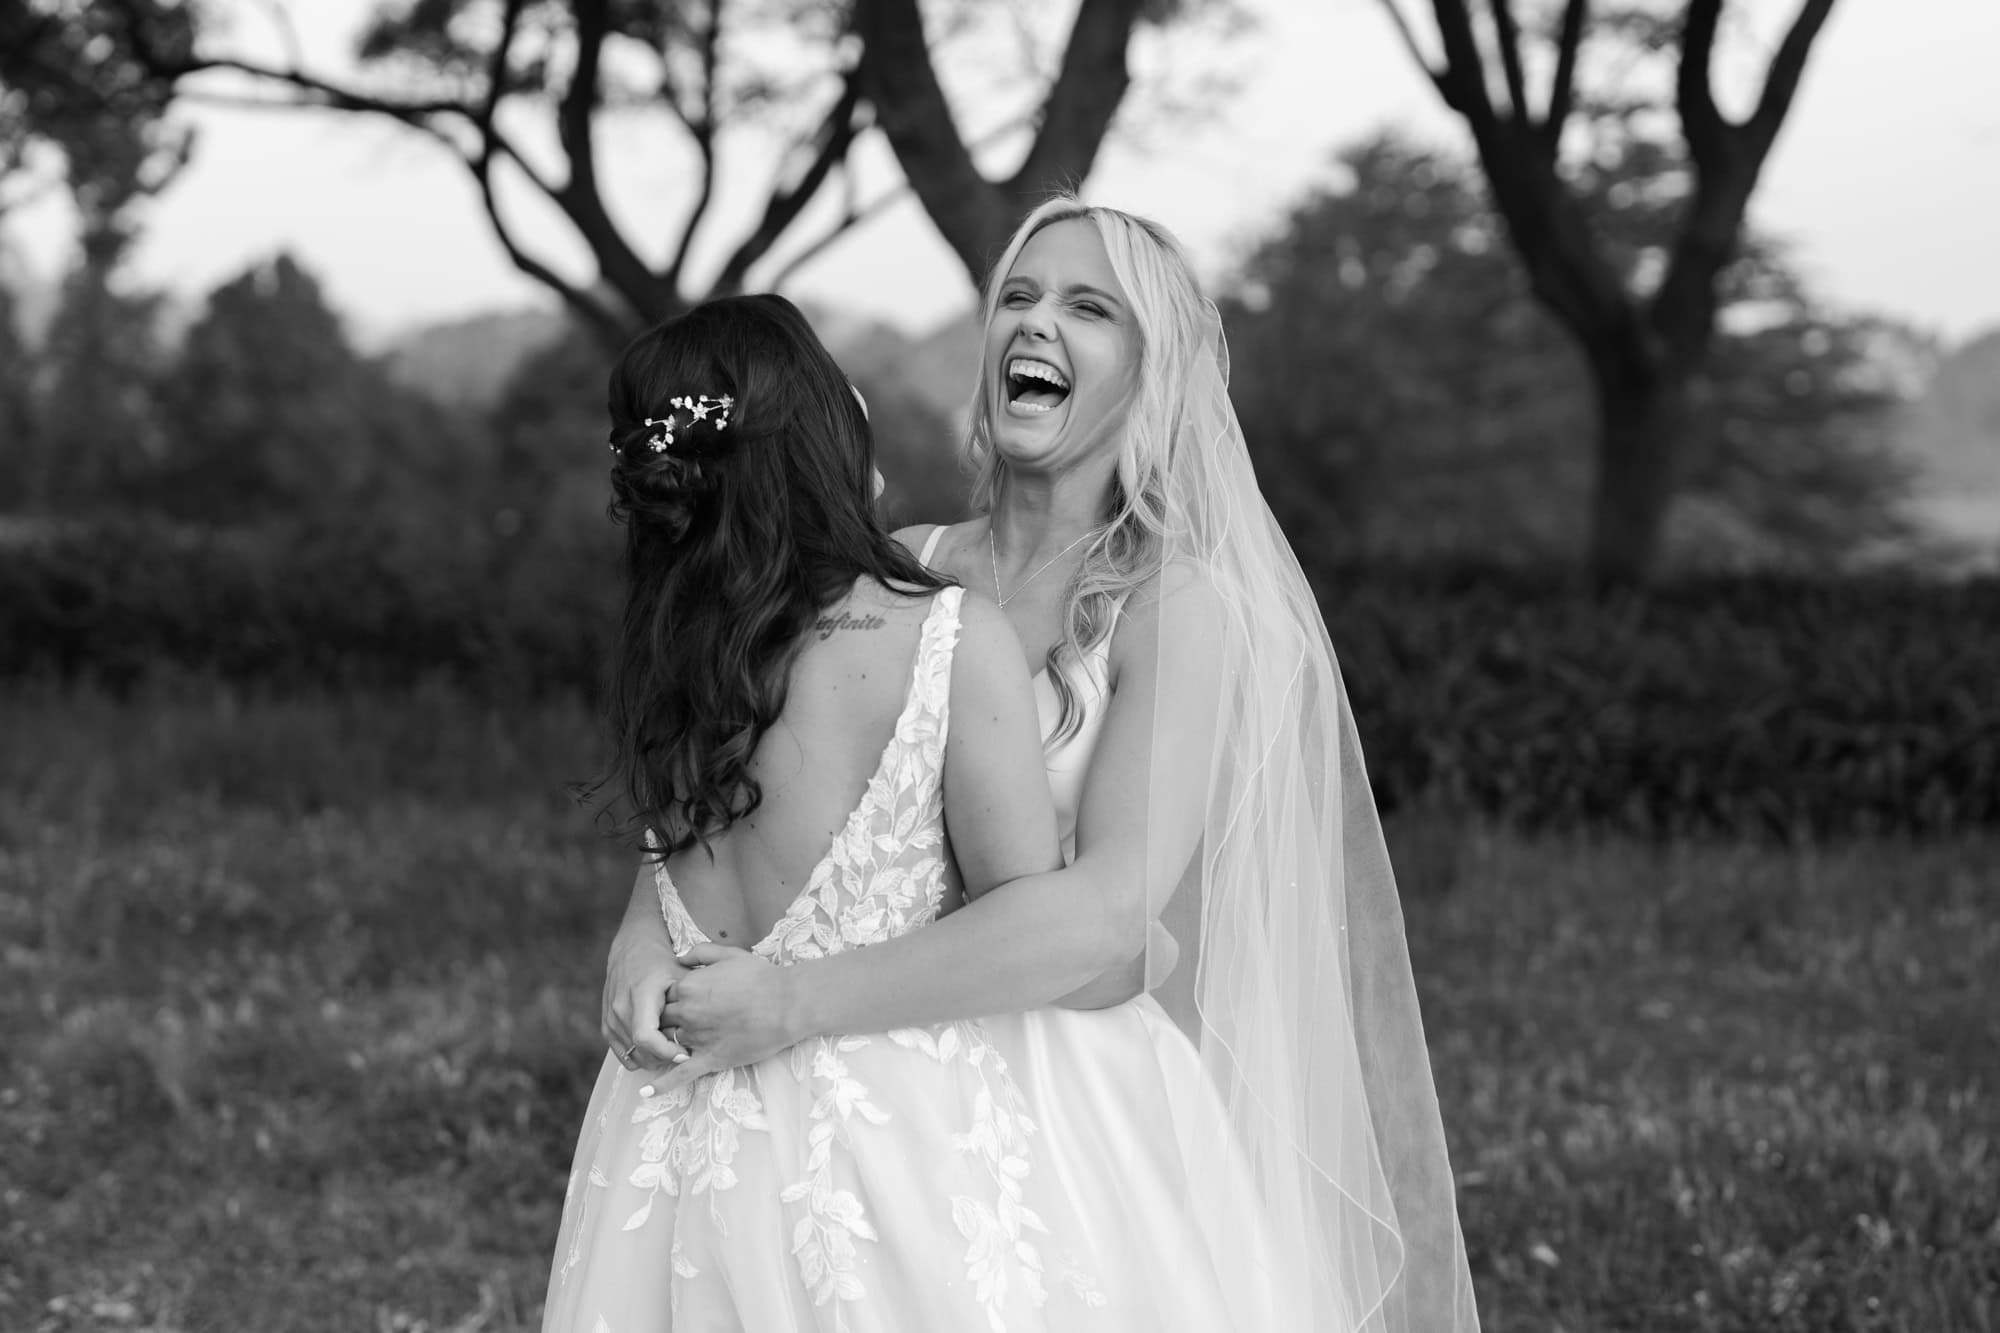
[{"xmin": 583, "ymin": 293, "xmax": 947, "ymax": 856}]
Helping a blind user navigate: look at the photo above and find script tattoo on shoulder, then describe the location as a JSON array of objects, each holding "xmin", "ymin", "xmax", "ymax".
[{"xmin": 814, "ymin": 610, "xmax": 887, "ymax": 641}]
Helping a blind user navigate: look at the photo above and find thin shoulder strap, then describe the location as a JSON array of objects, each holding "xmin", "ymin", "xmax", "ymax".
[
  {"xmin": 909, "ymin": 585, "xmax": 964, "ymax": 748},
  {"xmin": 918, "ymin": 524, "xmax": 946, "ymax": 566}
]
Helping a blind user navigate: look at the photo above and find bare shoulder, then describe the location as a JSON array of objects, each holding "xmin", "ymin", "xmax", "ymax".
[
  {"xmin": 890, "ymin": 524, "xmax": 935, "ymax": 559},
  {"xmin": 894, "ymin": 519, "xmax": 987, "ymax": 570},
  {"xmin": 833, "ymin": 574, "xmax": 935, "ymax": 630}
]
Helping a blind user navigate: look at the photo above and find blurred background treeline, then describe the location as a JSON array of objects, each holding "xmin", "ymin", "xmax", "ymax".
[
  {"xmin": 3, "ymin": 0, "xmax": 1998, "ymax": 837},
  {"xmin": 2, "ymin": 1, "xmax": 1996, "ymax": 1330}
]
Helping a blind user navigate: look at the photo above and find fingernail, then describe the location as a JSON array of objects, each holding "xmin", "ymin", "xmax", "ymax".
[{"xmin": 670, "ymin": 1052, "xmax": 689, "ymax": 1064}]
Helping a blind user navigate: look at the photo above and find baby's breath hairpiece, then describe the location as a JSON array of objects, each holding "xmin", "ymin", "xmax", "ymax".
[{"xmin": 608, "ymin": 393, "xmax": 736, "ymax": 455}]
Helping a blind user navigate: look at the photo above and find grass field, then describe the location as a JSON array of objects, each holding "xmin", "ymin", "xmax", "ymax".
[{"xmin": 2, "ymin": 681, "xmax": 1993, "ymax": 1332}]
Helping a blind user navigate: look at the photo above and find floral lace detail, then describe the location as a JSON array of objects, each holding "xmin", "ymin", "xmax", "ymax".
[
  {"xmin": 574, "ymin": 589, "xmax": 1080, "ymax": 1326},
  {"xmin": 778, "ymin": 1036, "xmax": 891, "ymax": 1324},
  {"xmin": 889, "ymin": 1022, "xmax": 1055, "ymax": 1328},
  {"xmin": 649, "ymin": 586, "xmax": 961, "ymax": 963},
  {"xmin": 744, "ymin": 587, "xmax": 960, "ymax": 966},
  {"xmin": 624, "ymin": 1065, "xmax": 767, "ymax": 1230}
]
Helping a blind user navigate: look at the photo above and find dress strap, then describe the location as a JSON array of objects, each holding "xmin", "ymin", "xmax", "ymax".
[
  {"xmin": 907, "ymin": 585, "xmax": 964, "ymax": 749},
  {"xmin": 918, "ymin": 524, "xmax": 946, "ymax": 566}
]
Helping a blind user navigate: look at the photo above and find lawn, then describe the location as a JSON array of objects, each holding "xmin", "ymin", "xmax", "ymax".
[{"xmin": 2, "ymin": 681, "xmax": 1993, "ymax": 1332}]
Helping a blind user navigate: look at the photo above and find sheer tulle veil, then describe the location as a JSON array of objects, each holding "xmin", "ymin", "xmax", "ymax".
[{"xmin": 970, "ymin": 199, "xmax": 1480, "ymax": 1331}]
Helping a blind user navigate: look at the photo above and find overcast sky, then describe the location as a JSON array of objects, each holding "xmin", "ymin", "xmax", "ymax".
[{"xmin": 9, "ymin": 0, "xmax": 1997, "ymax": 347}]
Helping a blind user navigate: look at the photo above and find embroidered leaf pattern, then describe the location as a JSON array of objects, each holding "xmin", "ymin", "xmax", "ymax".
[{"xmin": 551, "ymin": 589, "xmax": 1094, "ymax": 1327}]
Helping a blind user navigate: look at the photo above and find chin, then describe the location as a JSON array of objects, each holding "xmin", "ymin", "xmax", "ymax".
[{"xmin": 989, "ymin": 413, "xmax": 1063, "ymax": 463}]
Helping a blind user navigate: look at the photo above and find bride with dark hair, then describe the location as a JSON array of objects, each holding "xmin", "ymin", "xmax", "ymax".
[{"xmin": 554, "ymin": 203, "xmax": 1478, "ymax": 1330}]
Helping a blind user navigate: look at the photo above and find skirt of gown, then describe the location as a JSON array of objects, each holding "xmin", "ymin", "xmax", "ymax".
[{"xmin": 541, "ymin": 995, "xmax": 1296, "ymax": 1332}]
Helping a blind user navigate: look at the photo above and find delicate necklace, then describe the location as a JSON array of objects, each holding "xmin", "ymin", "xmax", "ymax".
[{"xmin": 990, "ymin": 525, "xmax": 1091, "ymax": 608}]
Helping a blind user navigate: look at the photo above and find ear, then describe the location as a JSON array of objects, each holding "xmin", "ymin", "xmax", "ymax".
[{"xmin": 849, "ymin": 382, "xmax": 870, "ymax": 421}]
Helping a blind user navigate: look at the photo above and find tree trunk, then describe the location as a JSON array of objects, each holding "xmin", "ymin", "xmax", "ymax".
[
  {"xmin": 1588, "ymin": 366, "xmax": 1689, "ymax": 584},
  {"xmin": 854, "ymin": 0, "xmax": 1145, "ymax": 285}
]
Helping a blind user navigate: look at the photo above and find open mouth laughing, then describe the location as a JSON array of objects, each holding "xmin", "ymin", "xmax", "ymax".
[{"xmin": 1005, "ymin": 356, "xmax": 1071, "ymax": 414}]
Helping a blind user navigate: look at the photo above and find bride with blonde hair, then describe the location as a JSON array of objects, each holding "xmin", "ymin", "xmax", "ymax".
[{"xmin": 569, "ymin": 198, "xmax": 1479, "ymax": 1331}]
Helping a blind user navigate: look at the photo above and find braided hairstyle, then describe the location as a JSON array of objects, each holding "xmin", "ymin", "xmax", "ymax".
[{"xmin": 586, "ymin": 293, "xmax": 948, "ymax": 857}]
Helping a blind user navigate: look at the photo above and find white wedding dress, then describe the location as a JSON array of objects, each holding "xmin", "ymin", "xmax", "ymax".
[{"xmin": 542, "ymin": 580, "xmax": 1306, "ymax": 1332}]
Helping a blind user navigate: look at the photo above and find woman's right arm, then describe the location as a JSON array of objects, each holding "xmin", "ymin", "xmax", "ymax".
[
  {"xmin": 893, "ymin": 521, "xmax": 1167, "ymax": 1009},
  {"xmin": 653, "ymin": 575, "xmax": 1225, "ymax": 1083},
  {"xmin": 600, "ymin": 862, "xmax": 691, "ymax": 1068},
  {"xmin": 651, "ymin": 596, "xmax": 1131, "ymax": 1074},
  {"xmin": 793, "ymin": 592, "xmax": 1118, "ymax": 1018}
]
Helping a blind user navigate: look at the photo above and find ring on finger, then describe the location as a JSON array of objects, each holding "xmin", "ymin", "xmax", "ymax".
[{"xmin": 621, "ymin": 1041, "xmax": 639, "ymax": 1064}]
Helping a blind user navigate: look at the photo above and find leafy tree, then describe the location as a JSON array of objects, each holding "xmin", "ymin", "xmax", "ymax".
[
  {"xmin": 475, "ymin": 304, "xmax": 966, "ymax": 586},
  {"xmin": 1226, "ymin": 136, "xmax": 1587, "ymax": 565},
  {"xmin": 1376, "ymin": 0, "xmax": 1840, "ymax": 581},
  {"xmin": 0, "ymin": 275, "xmax": 39, "ymax": 508},
  {"xmin": 0, "ymin": 0, "xmax": 194, "ymax": 226},
  {"xmin": 109, "ymin": 0, "xmax": 1174, "ymax": 344},
  {"xmin": 2, "ymin": 0, "xmax": 195, "ymax": 510},
  {"xmin": 1225, "ymin": 134, "xmax": 1915, "ymax": 572},
  {"xmin": 30, "ymin": 251, "xmax": 170, "ymax": 509},
  {"xmin": 152, "ymin": 253, "xmax": 485, "ymax": 530}
]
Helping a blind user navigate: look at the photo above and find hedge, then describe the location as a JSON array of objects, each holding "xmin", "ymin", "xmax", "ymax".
[
  {"xmin": 1311, "ymin": 563, "xmax": 2000, "ymax": 839},
  {"xmin": 4, "ymin": 521, "xmax": 1995, "ymax": 839}
]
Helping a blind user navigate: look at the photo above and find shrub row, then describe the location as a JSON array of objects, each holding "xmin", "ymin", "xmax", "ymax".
[
  {"xmin": 0, "ymin": 518, "xmax": 614, "ymax": 696},
  {"xmin": 1313, "ymin": 562, "xmax": 2000, "ymax": 839},
  {"xmin": 4, "ymin": 521, "xmax": 1995, "ymax": 839}
]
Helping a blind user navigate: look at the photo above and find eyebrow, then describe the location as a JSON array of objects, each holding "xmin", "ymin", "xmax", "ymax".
[{"xmin": 1000, "ymin": 276, "xmax": 1126, "ymax": 310}]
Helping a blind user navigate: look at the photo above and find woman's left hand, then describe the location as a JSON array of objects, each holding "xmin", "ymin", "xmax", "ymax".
[{"xmin": 648, "ymin": 942, "xmax": 803, "ymax": 1093}]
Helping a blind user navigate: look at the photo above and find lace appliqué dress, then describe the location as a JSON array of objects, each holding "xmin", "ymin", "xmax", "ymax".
[{"xmin": 543, "ymin": 589, "xmax": 1108, "ymax": 1332}]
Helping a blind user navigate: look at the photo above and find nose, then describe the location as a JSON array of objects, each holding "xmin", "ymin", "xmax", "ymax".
[{"xmin": 1017, "ymin": 293, "xmax": 1058, "ymax": 340}]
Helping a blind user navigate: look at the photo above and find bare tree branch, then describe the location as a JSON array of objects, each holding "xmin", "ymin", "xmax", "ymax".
[
  {"xmin": 1542, "ymin": 0, "xmax": 1589, "ymax": 150},
  {"xmin": 1378, "ymin": 0, "xmax": 1445, "ymax": 85},
  {"xmin": 712, "ymin": 74, "xmax": 864, "ymax": 294},
  {"xmin": 1676, "ymin": 0, "xmax": 1727, "ymax": 166},
  {"xmin": 765, "ymin": 173, "xmax": 905, "ymax": 291},
  {"xmin": 1656, "ymin": 0, "xmax": 1837, "ymax": 364},
  {"xmin": 1425, "ymin": 0, "xmax": 1499, "ymax": 123},
  {"xmin": 558, "ymin": 0, "xmax": 606, "ymax": 205},
  {"xmin": 458, "ymin": 0, "xmax": 628, "ymax": 329},
  {"xmin": 470, "ymin": 151, "xmax": 626, "ymax": 347},
  {"xmin": 666, "ymin": 0, "xmax": 723, "ymax": 293},
  {"xmin": 855, "ymin": 0, "xmax": 1151, "ymax": 280},
  {"xmin": 478, "ymin": 0, "xmax": 527, "ymax": 131},
  {"xmin": 148, "ymin": 54, "xmax": 470, "ymax": 123},
  {"xmin": 1011, "ymin": 0, "xmax": 1146, "ymax": 195},
  {"xmin": 763, "ymin": 103, "xmax": 1039, "ymax": 292},
  {"xmin": 1746, "ymin": 0, "xmax": 1836, "ymax": 148},
  {"xmin": 1489, "ymin": 0, "xmax": 1531, "ymax": 122},
  {"xmin": 852, "ymin": 0, "xmax": 1003, "ymax": 273}
]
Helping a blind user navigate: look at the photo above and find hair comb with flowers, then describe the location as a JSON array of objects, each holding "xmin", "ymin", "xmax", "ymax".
[{"xmin": 609, "ymin": 393, "xmax": 735, "ymax": 456}]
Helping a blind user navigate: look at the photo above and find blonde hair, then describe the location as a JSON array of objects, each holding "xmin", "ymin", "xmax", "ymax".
[{"xmin": 964, "ymin": 196, "xmax": 1219, "ymax": 743}]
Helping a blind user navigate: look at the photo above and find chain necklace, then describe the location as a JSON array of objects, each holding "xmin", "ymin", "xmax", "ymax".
[{"xmin": 989, "ymin": 525, "xmax": 1091, "ymax": 609}]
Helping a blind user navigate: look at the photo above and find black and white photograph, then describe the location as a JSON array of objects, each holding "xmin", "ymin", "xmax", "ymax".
[{"xmin": 2, "ymin": 1, "xmax": 1994, "ymax": 1329}]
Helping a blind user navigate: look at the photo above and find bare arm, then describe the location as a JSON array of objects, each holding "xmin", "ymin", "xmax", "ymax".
[
  {"xmin": 599, "ymin": 862, "xmax": 691, "ymax": 1069},
  {"xmin": 898, "ymin": 521, "xmax": 1172, "ymax": 1010},
  {"xmin": 657, "ymin": 571, "xmax": 1225, "ymax": 1080}
]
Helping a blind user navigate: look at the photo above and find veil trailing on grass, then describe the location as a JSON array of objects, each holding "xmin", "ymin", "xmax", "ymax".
[{"xmin": 1143, "ymin": 312, "xmax": 1480, "ymax": 1332}]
